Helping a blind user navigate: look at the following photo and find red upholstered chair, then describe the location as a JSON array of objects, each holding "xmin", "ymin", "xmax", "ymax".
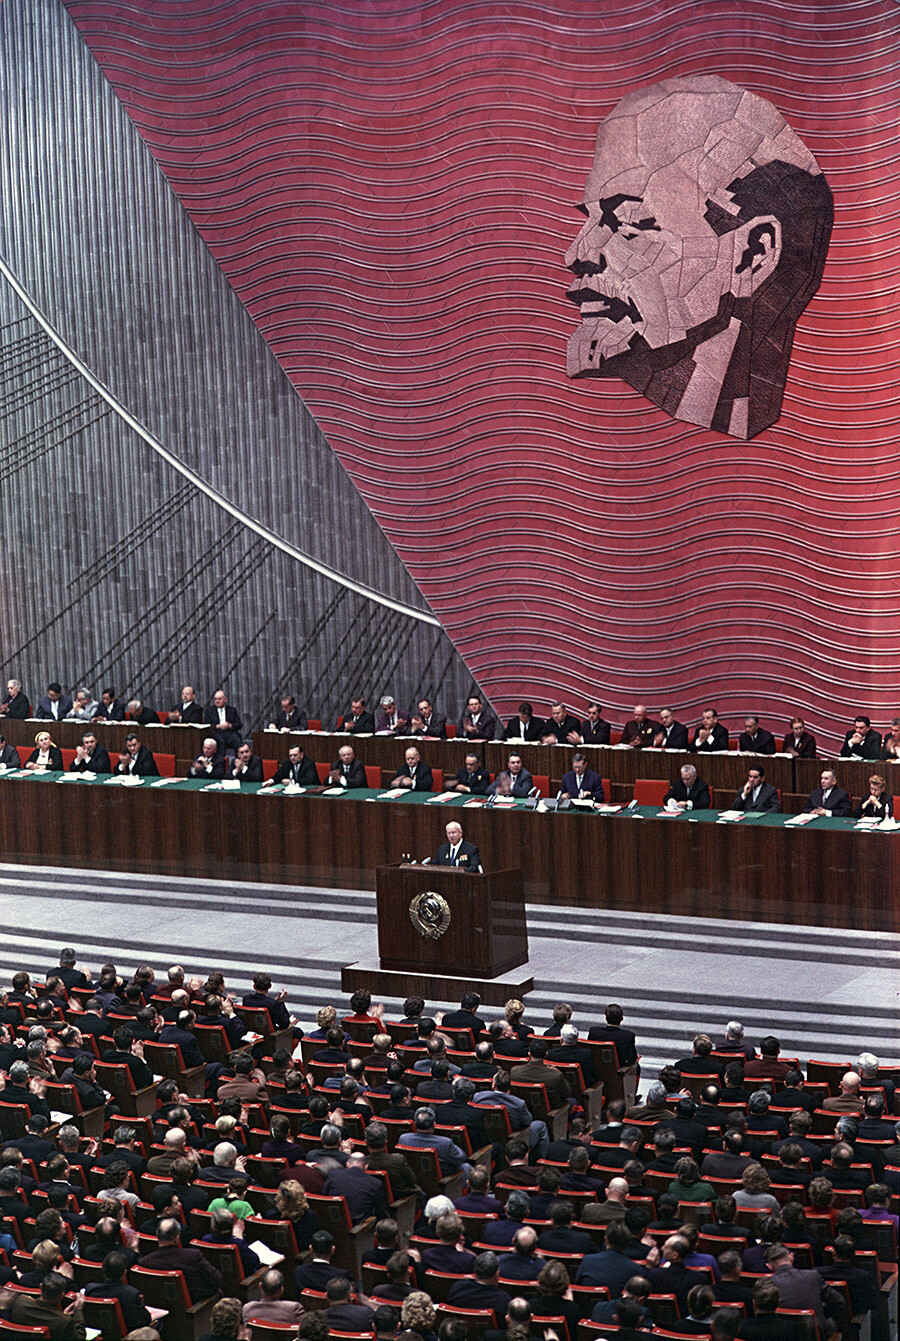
[
  {"xmin": 316, "ymin": 761, "xmax": 331, "ymax": 781},
  {"xmin": 609, "ymin": 730, "xmax": 622, "ymax": 744},
  {"xmin": 531, "ymin": 773, "xmax": 550, "ymax": 797},
  {"xmin": 60, "ymin": 748, "xmax": 76, "ymax": 770},
  {"xmin": 633, "ymin": 779, "xmax": 669, "ymax": 806},
  {"xmin": 155, "ymin": 752, "xmax": 176, "ymax": 776},
  {"xmin": 308, "ymin": 719, "xmax": 322, "ymax": 731},
  {"xmin": 446, "ymin": 724, "xmax": 457, "ymax": 738},
  {"xmin": 431, "ymin": 767, "xmax": 444, "ymax": 791},
  {"xmin": 364, "ymin": 765, "xmax": 381, "ymax": 788},
  {"xmin": 262, "ymin": 758, "xmax": 278, "ymax": 780}
]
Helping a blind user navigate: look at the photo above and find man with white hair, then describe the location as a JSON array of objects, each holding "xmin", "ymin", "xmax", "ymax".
[
  {"xmin": 664, "ymin": 763, "xmax": 711, "ymax": 811},
  {"xmin": 66, "ymin": 687, "xmax": 99, "ymax": 720},
  {"xmin": 716, "ymin": 1021, "xmax": 756, "ymax": 1060},
  {"xmin": 375, "ymin": 695, "xmax": 409, "ymax": 735},
  {"xmin": 199, "ymin": 1141, "xmax": 246, "ymax": 1184},
  {"xmin": 858, "ymin": 1052, "xmax": 894, "ymax": 1109},
  {"xmin": 822, "ymin": 1071, "xmax": 865, "ymax": 1113},
  {"xmin": 547, "ymin": 1021, "xmax": 599, "ymax": 1087}
]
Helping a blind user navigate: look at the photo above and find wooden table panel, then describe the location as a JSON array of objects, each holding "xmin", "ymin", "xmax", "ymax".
[{"xmin": 0, "ymin": 775, "xmax": 894, "ymax": 933}]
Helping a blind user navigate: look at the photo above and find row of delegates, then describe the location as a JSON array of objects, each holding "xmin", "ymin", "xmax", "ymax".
[
  {"xmin": 663, "ymin": 761, "xmax": 895, "ymax": 821},
  {"xmin": 621, "ymin": 704, "xmax": 816, "ymax": 756}
]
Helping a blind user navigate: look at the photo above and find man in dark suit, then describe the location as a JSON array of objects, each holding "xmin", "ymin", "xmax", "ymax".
[
  {"xmin": 0, "ymin": 678, "xmax": 30, "ymax": 719},
  {"xmin": 0, "ymin": 736, "xmax": 21, "ymax": 768},
  {"xmin": 620, "ymin": 703, "xmax": 659, "ymax": 748},
  {"xmin": 459, "ymin": 694, "xmax": 498, "ymax": 741},
  {"xmin": 559, "ymin": 753, "xmax": 605, "ymax": 801},
  {"xmin": 690, "ymin": 707, "xmax": 729, "ymax": 752},
  {"xmin": 587, "ymin": 1003, "xmax": 638, "ymax": 1068},
  {"xmin": 783, "ymin": 716, "xmax": 817, "ymax": 757},
  {"xmin": 540, "ymin": 701, "xmax": 582, "ymax": 744},
  {"xmin": 390, "ymin": 745, "xmax": 433, "ymax": 791},
  {"xmin": 125, "ymin": 698, "xmax": 158, "ymax": 727},
  {"xmin": 643, "ymin": 1234, "xmax": 696, "ymax": 1316},
  {"xmin": 159, "ymin": 1010, "xmax": 207, "ymax": 1071},
  {"xmin": 664, "ymin": 763, "xmax": 711, "ymax": 810},
  {"xmin": 91, "ymin": 688, "xmax": 126, "ymax": 721},
  {"xmin": 138, "ymin": 1218, "xmax": 223, "ymax": 1303},
  {"xmin": 58, "ymin": 1055, "xmax": 109, "ymax": 1113},
  {"xmin": 51, "ymin": 948, "xmax": 91, "ymax": 991},
  {"xmin": 293, "ymin": 1230, "xmax": 355, "ymax": 1295},
  {"xmin": 446, "ymin": 1251, "xmax": 511, "ymax": 1317},
  {"xmin": 36, "ymin": 683, "xmax": 73, "ymax": 720},
  {"xmin": 230, "ymin": 742, "xmax": 264, "ymax": 783},
  {"xmin": 732, "ymin": 764, "xmax": 780, "ymax": 812},
  {"xmin": 325, "ymin": 1276, "xmax": 375, "ymax": 1331},
  {"xmin": 375, "ymin": 695, "xmax": 410, "ymax": 735},
  {"xmin": 115, "ymin": 734, "xmax": 160, "ymax": 777},
  {"xmin": 805, "ymin": 768, "xmax": 851, "ymax": 817},
  {"xmin": 69, "ymin": 731, "xmax": 111, "ymax": 774},
  {"xmin": 337, "ymin": 698, "xmax": 376, "ymax": 733},
  {"xmin": 323, "ymin": 1154, "xmax": 389, "ymax": 1223},
  {"xmin": 263, "ymin": 745, "xmax": 319, "ymax": 787},
  {"xmin": 329, "ymin": 744, "xmax": 368, "ymax": 788},
  {"xmin": 489, "ymin": 754, "xmax": 534, "ymax": 797},
  {"xmin": 166, "ymin": 685, "xmax": 205, "ymax": 724},
  {"xmin": 243, "ymin": 972, "xmax": 292, "ymax": 1030},
  {"xmin": 101, "ymin": 1026, "xmax": 155, "ymax": 1088},
  {"xmin": 188, "ymin": 738, "xmax": 226, "ymax": 779},
  {"xmin": 450, "ymin": 752, "xmax": 490, "ymax": 794},
  {"xmin": 434, "ymin": 820, "xmax": 481, "ymax": 870},
  {"xmin": 269, "ymin": 695, "xmax": 308, "ymax": 731},
  {"xmin": 577, "ymin": 702, "xmax": 611, "ymax": 745},
  {"xmin": 84, "ymin": 1250, "xmax": 152, "ymax": 1330},
  {"xmin": 409, "ymin": 698, "xmax": 447, "ymax": 738},
  {"xmin": 546, "ymin": 1023, "xmax": 599, "ymax": 1087},
  {"xmin": 442, "ymin": 992, "xmax": 488, "ymax": 1035},
  {"xmin": 652, "ymin": 706, "xmax": 689, "ymax": 749},
  {"xmin": 739, "ymin": 715, "xmax": 777, "ymax": 753},
  {"xmin": 841, "ymin": 714, "xmax": 882, "ymax": 760},
  {"xmin": 504, "ymin": 702, "xmax": 545, "ymax": 741},
  {"xmin": 205, "ymin": 689, "xmax": 243, "ymax": 754}
]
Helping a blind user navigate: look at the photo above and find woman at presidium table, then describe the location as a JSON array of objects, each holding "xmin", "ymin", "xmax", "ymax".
[
  {"xmin": 854, "ymin": 775, "xmax": 893, "ymax": 821},
  {"xmin": 24, "ymin": 731, "xmax": 63, "ymax": 771}
]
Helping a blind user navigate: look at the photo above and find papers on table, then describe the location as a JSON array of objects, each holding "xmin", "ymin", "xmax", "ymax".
[
  {"xmin": 595, "ymin": 803, "xmax": 622, "ymax": 814},
  {"xmin": 104, "ymin": 775, "xmax": 143, "ymax": 786},
  {"xmin": 322, "ymin": 786, "xmax": 346, "ymax": 796},
  {"xmin": 716, "ymin": 810, "xmax": 745, "ymax": 823},
  {"xmin": 203, "ymin": 779, "xmax": 241, "ymax": 791},
  {"xmin": 785, "ymin": 812, "xmax": 815, "ymax": 826},
  {"xmin": 151, "ymin": 777, "xmax": 184, "ymax": 787},
  {"xmin": 426, "ymin": 791, "xmax": 459, "ymax": 803},
  {"xmin": 655, "ymin": 809, "xmax": 683, "ymax": 818},
  {"xmin": 378, "ymin": 788, "xmax": 409, "ymax": 799}
]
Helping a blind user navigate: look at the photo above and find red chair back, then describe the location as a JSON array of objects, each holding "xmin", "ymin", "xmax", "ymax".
[{"xmin": 633, "ymin": 779, "xmax": 669, "ymax": 806}]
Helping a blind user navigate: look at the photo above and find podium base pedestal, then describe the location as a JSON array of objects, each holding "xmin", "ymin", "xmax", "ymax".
[{"xmin": 341, "ymin": 960, "xmax": 534, "ymax": 1006}]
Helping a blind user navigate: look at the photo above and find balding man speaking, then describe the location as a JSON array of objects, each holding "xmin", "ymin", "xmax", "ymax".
[{"xmin": 434, "ymin": 821, "xmax": 481, "ymax": 872}]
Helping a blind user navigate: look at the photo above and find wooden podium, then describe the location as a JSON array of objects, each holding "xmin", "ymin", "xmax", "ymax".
[{"xmin": 342, "ymin": 864, "xmax": 533, "ymax": 1005}]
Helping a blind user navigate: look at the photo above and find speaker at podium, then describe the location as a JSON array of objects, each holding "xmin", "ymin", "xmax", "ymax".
[{"xmin": 341, "ymin": 860, "xmax": 533, "ymax": 1007}]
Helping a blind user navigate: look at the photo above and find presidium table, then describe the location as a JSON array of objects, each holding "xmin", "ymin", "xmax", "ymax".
[{"xmin": 0, "ymin": 766, "xmax": 894, "ymax": 934}]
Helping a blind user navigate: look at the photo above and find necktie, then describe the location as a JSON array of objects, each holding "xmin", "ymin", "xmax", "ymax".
[{"xmin": 451, "ymin": 846, "xmax": 458, "ymax": 865}]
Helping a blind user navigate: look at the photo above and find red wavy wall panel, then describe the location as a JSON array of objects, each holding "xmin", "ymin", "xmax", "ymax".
[{"xmin": 64, "ymin": 0, "xmax": 900, "ymax": 748}]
